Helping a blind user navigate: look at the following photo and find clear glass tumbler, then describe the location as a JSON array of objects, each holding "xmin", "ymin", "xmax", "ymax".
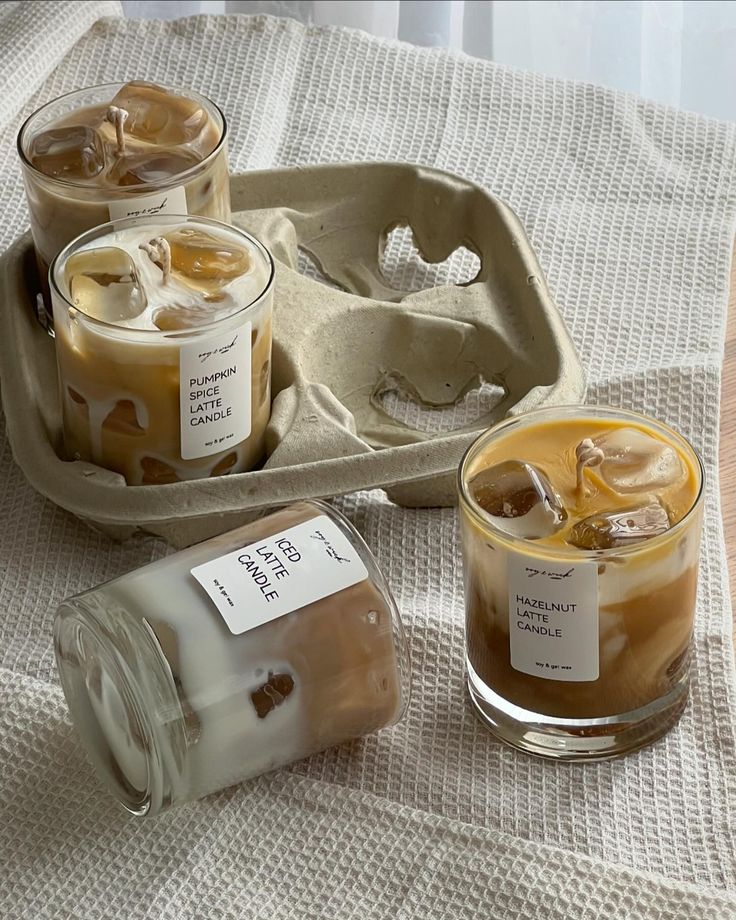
[
  {"xmin": 50, "ymin": 214, "xmax": 273, "ymax": 485},
  {"xmin": 54, "ymin": 500, "xmax": 411, "ymax": 816},
  {"xmin": 17, "ymin": 81, "xmax": 230, "ymax": 311},
  {"xmin": 458, "ymin": 405, "xmax": 704, "ymax": 760}
]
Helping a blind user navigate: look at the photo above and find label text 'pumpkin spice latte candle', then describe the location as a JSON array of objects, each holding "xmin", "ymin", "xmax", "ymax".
[
  {"xmin": 458, "ymin": 405, "xmax": 703, "ymax": 759},
  {"xmin": 50, "ymin": 214, "xmax": 273, "ymax": 485},
  {"xmin": 54, "ymin": 501, "xmax": 411, "ymax": 816}
]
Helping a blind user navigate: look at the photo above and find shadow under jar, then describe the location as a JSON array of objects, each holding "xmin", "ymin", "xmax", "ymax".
[
  {"xmin": 17, "ymin": 81, "xmax": 231, "ymax": 310},
  {"xmin": 50, "ymin": 214, "xmax": 274, "ymax": 485},
  {"xmin": 54, "ymin": 500, "xmax": 411, "ymax": 816},
  {"xmin": 458, "ymin": 405, "xmax": 704, "ymax": 760}
]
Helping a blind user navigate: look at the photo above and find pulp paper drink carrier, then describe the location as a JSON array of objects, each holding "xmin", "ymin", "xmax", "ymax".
[{"xmin": 0, "ymin": 163, "xmax": 585, "ymax": 546}]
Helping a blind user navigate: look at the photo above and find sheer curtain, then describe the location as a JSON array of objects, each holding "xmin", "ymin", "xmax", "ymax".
[{"xmin": 120, "ymin": 0, "xmax": 736, "ymax": 121}]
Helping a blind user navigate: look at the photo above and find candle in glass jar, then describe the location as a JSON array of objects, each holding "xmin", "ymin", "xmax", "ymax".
[
  {"xmin": 54, "ymin": 501, "xmax": 411, "ymax": 816},
  {"xmin": 458, "ymin": 406, "xmax": 703, "ymax": 760},
  {"xmin": 50, "ymin": 215, "xmax": 273, "ymax": 485},
  {"xmin": 17, "ymin": 81, "xmax": 231, "ymax": 302}
]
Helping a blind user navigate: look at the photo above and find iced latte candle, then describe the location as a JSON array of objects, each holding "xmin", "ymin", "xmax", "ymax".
[
  {"xmin": 458, "ymin": 406, "xmax": 703, "ymax": 759},
  {"xmin": 54, "ymin": 501, "xmax": 411, "ymax": 816},
  {"xmin": 50, "ymin": 215, "xmax": 273, "ymax": 484},
  {"xmin": 18, "ymin": 81, "xmax": 230, "ymax": 308}
]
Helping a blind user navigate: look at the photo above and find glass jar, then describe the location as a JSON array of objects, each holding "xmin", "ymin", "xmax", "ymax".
[
  {"xmin": 54, "ymin": 500, "xmax": 411, "ymax": 816},
  {"xmin": 458, "ymin": 405, "xmax": 704, "ymax": 760},
  {"xmin": 50, "ymin": 214, "xmax": 273, "ymax": 485},
  {"xmin": 17, "ymin": 81, "xmax": 230, "ymax": 312}
]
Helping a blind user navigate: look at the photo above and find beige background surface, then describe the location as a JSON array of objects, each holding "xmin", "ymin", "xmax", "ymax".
[{"xmin": 721, "ymin": 248, "xmax": 736, "ymax": 631}]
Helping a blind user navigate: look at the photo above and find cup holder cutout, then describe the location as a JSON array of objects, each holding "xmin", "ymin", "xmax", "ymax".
[
  {"xmin": 379, "ymin": 224, "xmax": 481, "ymax": 293},
  {"xmin": 297, "ymin": 247, "xmax": 347, "ymax": 291},
  {"xmin": 0, "ymin": 164, "xmax": 586, "ymax": 544},
  {"xmin": 374, "ymin": 372, "xmax": 506, "ymax": 433}
]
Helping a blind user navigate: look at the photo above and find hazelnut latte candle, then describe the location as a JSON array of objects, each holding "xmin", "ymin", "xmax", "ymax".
[
  {"xmin": 54, "ymin": 501, "xmax": 411, "ymax": 816},
  {"xmin": 458, "ymin": 406, "xmax": 703, "ymax": 759}
]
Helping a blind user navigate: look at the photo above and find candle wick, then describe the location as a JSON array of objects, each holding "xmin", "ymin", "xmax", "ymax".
[
  {"xmin": 81, "ymin": 146, "xmax": 96, "ymax": 177},
  {"xmin": 106, "ymin": 105, "xmax": 129, "ymax": 157},
  {"xmin": 158, "ymin": 237, "xmax": 172, "ymax": 284},
  {"xmin": 139, "ymin": 237, "xmax": 172, "ymax": 284},
  {"xmin": 575, "ymin": 438, "xmax": 604, "ymax": 498}
]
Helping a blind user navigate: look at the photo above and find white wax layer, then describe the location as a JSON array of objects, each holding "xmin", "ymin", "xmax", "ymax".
[{"xmin": 60, "ymin": 222, "xmax": 271, "ymax": 330}]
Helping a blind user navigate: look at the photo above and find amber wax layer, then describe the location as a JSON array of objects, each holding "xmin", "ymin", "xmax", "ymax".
[{"xmin": 458, "ymin": 406, "xmax": 703, "ymax": 757}]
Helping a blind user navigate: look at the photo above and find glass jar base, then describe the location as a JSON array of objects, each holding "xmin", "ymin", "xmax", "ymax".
[
  {"xmin": 467, "ymin": 666, "xmax": 689, "ymax": 761},
  {"xmin": 55, "ymin": 598, "xmax": 188, "ymax": 816}
]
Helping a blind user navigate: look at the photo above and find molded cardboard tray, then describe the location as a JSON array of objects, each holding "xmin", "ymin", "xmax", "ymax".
[{"xmin": 0, "ymin": 163, "xmax": 585, "ymax": 546}]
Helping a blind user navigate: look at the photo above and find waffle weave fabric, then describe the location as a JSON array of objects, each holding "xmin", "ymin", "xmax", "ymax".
[{"xmin": 1, "ymin": 2, "xmax": 736, "ymax": 917}]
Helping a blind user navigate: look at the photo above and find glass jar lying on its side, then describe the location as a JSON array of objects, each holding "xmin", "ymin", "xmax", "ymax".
[{"xmin": 54, "ymin": 501, "xmax": 411, "ymax": 816}]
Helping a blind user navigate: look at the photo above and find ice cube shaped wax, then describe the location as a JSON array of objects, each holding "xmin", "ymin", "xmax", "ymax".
[
  {"xmin": 109, "ymin": 149, "xmax": 200, "ymax": 187},
  {"xmin": 164, "ymin": 227, "xmax": 251, "ymax": 292},
  {"xmin": 152, "ymin": 303, "xmax": 224, "ymax": 331},
  {"xmin": 29, "ymin": 125, "xmax": 105, "ymax": 180},
  {"xmin": 594, "ymin": 427, "xmax": 686, "ymax": 494},
  {"xmin": 568, "ymin": 500, "xmax": 671, "ymax": 550},
  {"xmin": 65, "ymin": 247, "xmax": 147, "ymax": 323},
  {"xmin": 110, "ymin": 81, "xmax": 211, "ymax": 153},
  {"xmin": 469, "ymin": 460, "xmax": 567, "ymax": 539}
]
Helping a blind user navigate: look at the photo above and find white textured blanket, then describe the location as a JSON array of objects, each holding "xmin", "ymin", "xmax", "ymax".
[{"xmin": 1, "ymin": 2, "xmax": 736, "ymax": 916}]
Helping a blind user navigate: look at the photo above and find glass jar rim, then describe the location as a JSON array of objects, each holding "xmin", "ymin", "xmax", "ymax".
[
  {"xmin": 457, "ymin": 404, "xmax": 705, "ymax": 560},
  {"xmin": 54, "ymin": 605, "xmax": 163, "ymax": 816},
  {"xmin": 49, "ymin": 213, "xmax": 275, "ymax": 340},
  {"xmin": 16, "ymin": 80, "xmax": 228, "ymax": 194}
]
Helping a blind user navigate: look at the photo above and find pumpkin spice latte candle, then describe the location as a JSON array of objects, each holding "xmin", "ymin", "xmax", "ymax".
[{"xmin": 50, "ymin": 214, "xmax": 273, "ymax": 484}]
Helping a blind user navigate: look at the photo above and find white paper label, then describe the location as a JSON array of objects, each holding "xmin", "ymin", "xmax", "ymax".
[
  {"xmin": 191, "ymin": 515, "xmax": 369, "ymax": 635},
  {"xmin": 179, "ymin": 321, "xmax": 251, "ymax": 460},
  {"xmin": 107, "ymin": 185, "xmax": 188, "ymax": 222},
  {"xmin": 508, "ymin": 553, "xmax": 599, "ymax": 682}
]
